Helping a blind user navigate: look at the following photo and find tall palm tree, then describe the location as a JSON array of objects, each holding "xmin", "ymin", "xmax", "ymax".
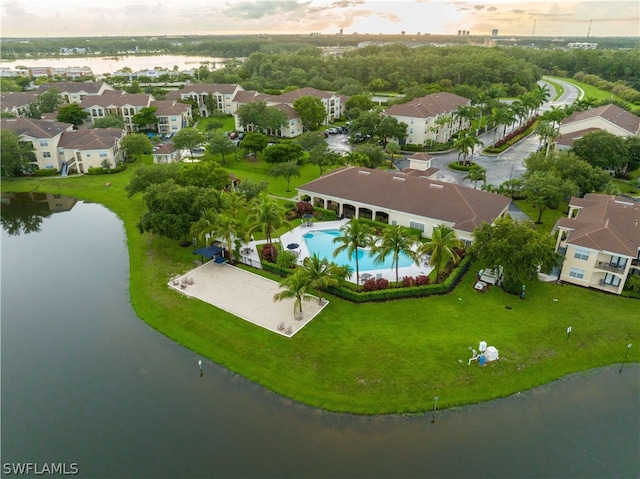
[
  {"xmin": 490, "ymin": 105, "xmax": 514, "ymax": 144},
  {"xmin": 463, "ymin": 165, "xmax": 487, "ymax": 189},
  {"xmin": 190, "ymin": 208, "xmax": 219, "ymax": 246},
  {"xmin": 301, "ymin": 253, "xmax": 341, "ymax": 304},
  {"xmin": 273, "ymin": 269, "xmax": 310, "ymax": 318},
  {"xmin": 332, "ymin": 218, "xmax": 373, "ymax": 287},
  {"xmin": 454, "ymin": 133, "xmax": 482, "ymax": 165},
  {"xmin": 248, "ymin": 194, "xmax": 289, "ymax": 247},
  {"xmin": 372, "ymin": 225, "xmax": 418, "ymax": 286},
  {"xmin": 417, "ymin": 224, "xmax": 463, "ymax": 283}
]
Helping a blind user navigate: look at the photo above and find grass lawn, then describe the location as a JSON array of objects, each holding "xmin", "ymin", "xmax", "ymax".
[
  {"xmin": 513, "ymin": 200, "xmax": 568, "ymax": 235},
  {"xmin": 546, "ymin": 76, "xmax": 632, "ymax": 108},
  {"xmin": 541, "ymin": 77, "xmax": 565, "ymax": 100},
  {"xmin": 2, "ymin": 170, "xmax": 638, "ymax": 414}
]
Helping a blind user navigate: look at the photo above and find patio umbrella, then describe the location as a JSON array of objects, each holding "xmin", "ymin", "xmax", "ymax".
[{"xmin": 287, "ymin": 243, "xmax": 300, "ymax": 250}]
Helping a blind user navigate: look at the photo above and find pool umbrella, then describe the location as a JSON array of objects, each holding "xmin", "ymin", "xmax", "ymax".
[{"xmin": 287, "ymin": 243, "xmax": 300, "ymax": 250}]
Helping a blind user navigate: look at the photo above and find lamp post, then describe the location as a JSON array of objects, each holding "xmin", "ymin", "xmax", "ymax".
[
  {"xmin": 619, "ymin": 343, "xmax": 632, "ymax": 373},
  {"xmin": 566, "ymin": 326, "xmax": 572, "ymax": 341},
  {"xmin": 198, "ymin": 359, "xmax": 203, "ymax": 377},
  {"xmin": 431, "ymin": 396, "xmax": 439, "ymax": 423}
]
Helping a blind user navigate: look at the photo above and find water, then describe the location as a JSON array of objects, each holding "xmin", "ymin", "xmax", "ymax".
[
  {"xmin": 303, "ymin": 229, "xmax": 414, "ymax": 272},
  {"xmin": 1, "ymin": 193, "xmax": 639, "ymax": 478},
  {"xmin": 0, "ymin": 55, "xmax": 230, "ymax": 75}
]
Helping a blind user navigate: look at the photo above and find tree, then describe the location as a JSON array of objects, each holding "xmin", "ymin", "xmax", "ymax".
[
  {"xmin": 240, "ymin": 132, "xmax": 269, "ymax": 156},
  {"xmin": 36, "ymin": 88, "xmax": 62, "ymax": 114},
  {"xmin": 120, "ymin": 133, "xmax": 153, "ymax": 162},
  {"xmin": 295, "ymin": 131, "xmax": 326, "ymax": 152},
  {"xmin": 345, "ymin": 94, "xmax": 374, "ymax": 119},
  {"xmin": 131, "ymin": 106, "xmax": 158, "ymax": 131},
  {"xmin": 624, "ymin": 136, "xmax": 640, "ymax": 175},
  {"xmin": 300, "ymin": 253, "xmax": 341, "ymax": 304},
  {"xmin": 332, "ymin": 218, "xmax": 373, "ymax": 287},
  {"xmin": 262, "ymin": 142, "xmax": 304, "ymax": 165},
  {"xmin": 125, "ymin": 163, "xmax": 180, "ymax": 197},
  {"xmin": 385, "ymin": 141, "xmax": 401, "ymax": 165},
  {"xmin": 453, "ymin": 133, "xmax": 482, "ymax": 165},
  {"xmin": 248, "ymin": 194, "xmax": 289, "ymax": 247},
  {"xmin": 377, "ymin": 116, "xmax": 407, "ymax": 145},
  {"xmin": 273, "ymin": 269, "xmax": 311, "ymax": 318},
  {"xmin": 355, "ymin": 144, "xmax": 385, "ymax": 168},
  {"xmin": 172, "ymin": 127, "xmax": 205, "ymax": 157},
  {"xmin": 372, "ymin": 225, "xmax": 417, "ymax": 285},
  {"xmin": 91, "ymin": 114, "xmax": 125, "ymax": 129},
  {"xmin": 463, "ymin": 165, "xmax": 487, "ymax": 189},
  {"xmin": 56, "ymin": 103, "xmax": 88, "ymax": 128},
  {"xmin": 534, "ymin": 119, "xmax": 559, "ymax": 157},
  {"xmin": 236, "ymin": 101, "xmax": 288, "ymax": 132},
  {"xmin": 471, "ymin": 216, "xmax": 559, "ymax": 291},
  {"xmin": 416, "ymin": 224, "xmax": 463, "ymax": 283},
  {"xmin": 572, "ymin": 130, "xmax": 628, "ymax": 174},
  {"xmin": 350, "ymin": 110, "xmax": 381, "ymax": 140},
  {"xmin": 293, "ymin": 96, "xmax": 326, "ymax": 131},
  {"xmin": 206, "ymin": 130, "xmax": 236, "ymax": 164},
  {"xmin": 523, "ymin": 171, "xmax": 577, "ymax": 224},
  {"xmin": 343, "ymin": 151, "xmax": 369, "ymax": 167},
  {"xmin": 490, "ymin": 104, "xmax": 515, "ymax": 143},
  {"xmin": 177, "ymin": 161, "xmax": 231, "ymax": 190},
  {"xmin": 308, "ymin": 144, "xmax": 341, "ymax": 176},
  {"xmin": 270, "ymin": 161, "xmax": 300, "ymax": 192},
  {"xmin": 1, "ymin": 130, "xmax": 35, "ymax": 177},
  {"xmin": 138, "ymin": 181, "xmax": 217, "ymax": 242}
]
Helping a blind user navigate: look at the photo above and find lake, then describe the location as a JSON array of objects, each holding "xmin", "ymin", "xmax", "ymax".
[
  {"xmin": 1, "ymin": 193, "xmax": 638, "ymax": 479},
  {"xmin": 0, "ymin": 55, "xmax": 230, "ymax": 75}
]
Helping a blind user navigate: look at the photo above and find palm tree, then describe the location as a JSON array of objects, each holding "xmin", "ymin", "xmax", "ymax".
[
  {"xmin": 454, "ymin": 133, "xmax": 482, "ymax": 165},
  {"xmin": 273, "ymin": 269, "xmax": 310, "ymax": 318},
  {"xmin": 490, "ymin": 105, "xmax": 515, "ymax": 144},
  {"xmin": 417, "ymin": 224, "xmax": 463, "ymax": 283},
  {"xmin": 372, "ymin": 225, "xmax": 418, "ymax": 286},
  {"xmin": 532, "ymin": 84, "xmax": 550, "ymax": 114},
  {"xmin": 190, "ymin": 208, "xmax": 219, "ymax": 246},
  {"xmin": 510, "ymin": 100, "xmax": 528, "ymax": 129},
  {"xmin": 463, "ymin": 165, "xmax": 487, "ymax": 189},
  {"xmin": 248, "ymin": 194, "xmax": 289, "ymax": 247},
  {"xmin": 300, "ymin": 253, "xmax": 340, "ymax": 304},
  {"xmin": 332, "ymin": 218, "xmax": 373, "ymax": 287}
]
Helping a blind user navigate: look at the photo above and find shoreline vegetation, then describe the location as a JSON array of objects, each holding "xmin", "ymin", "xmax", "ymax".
[{"xmin": 2, "ymin": 170, "xmax": 638, "ymax": 414}]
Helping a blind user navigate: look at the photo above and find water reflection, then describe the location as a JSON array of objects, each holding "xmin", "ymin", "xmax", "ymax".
[
  {"xmin": 1, "ymin": 192, "xmax": 75, "ymax": 235},
  {"xmin": 1, "ymin": 194, "xmax": 638, "ymax": 479}
]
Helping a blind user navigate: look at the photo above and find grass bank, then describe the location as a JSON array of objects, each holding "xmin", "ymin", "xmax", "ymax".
[{"xmin": 3, "ymin": 171, "xmax": 638, "ymax": 414}]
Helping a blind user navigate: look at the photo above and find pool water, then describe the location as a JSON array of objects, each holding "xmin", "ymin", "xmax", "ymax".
[{"xmin": 303, "ymin": 229, "xmax": 414, "ymax": 272}]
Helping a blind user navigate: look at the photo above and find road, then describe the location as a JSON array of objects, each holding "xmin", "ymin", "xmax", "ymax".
[{"xmin": 327, "ymin": 79, "xmax": 583, "ymax": 189}]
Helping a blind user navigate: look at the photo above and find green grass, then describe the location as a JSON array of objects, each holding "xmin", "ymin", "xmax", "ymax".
[
  {"xmin": 513, "ymin": 200, "xmax": 568, "ymax": 235},
  {"xmin": 541, "ymin": 77, "xmax": 565, "ymax": 100},
  {"xmin": 546, "ymin": 76, "xmax": 632, "ymax": 108},
  {"xmin": 2, "ymin": 171, "xmax": 638, "ymax": 414}
]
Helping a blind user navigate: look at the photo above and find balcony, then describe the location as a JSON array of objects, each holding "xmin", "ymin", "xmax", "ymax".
[
  {"xmin": 594, "ymin": 261, "xmax": 626, "ymax": 273},
  {"xmin": 558, "ymin": 246, "xmax": 567, "ymax": 256}
]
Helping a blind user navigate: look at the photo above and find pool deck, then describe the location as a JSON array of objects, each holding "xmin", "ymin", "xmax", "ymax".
[{"xmin": 278, "ymin": 220, "xmax": 433, "ymax": 284}]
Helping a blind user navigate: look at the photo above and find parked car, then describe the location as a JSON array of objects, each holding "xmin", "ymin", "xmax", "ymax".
[{"xmin": 229, "ymin": 132, "xmax": 237, "ymax": 139}]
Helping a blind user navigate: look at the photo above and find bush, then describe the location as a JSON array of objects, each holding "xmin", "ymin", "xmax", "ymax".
[
  {"xmin": 87, "ymin": 165, "xmax": 127, "ymax": 175},
  {"xmin": 296, "ymin": 201, "xmax": 314, "ymax": 216},
  {"xmin": 448, "ymin": 162, "xmax": 478, "ymax": 172},
  {"xmin": 261, "ymin": 244, "xmax": 278, "ymax": 263},
  {"xmin": 33, "ymin": 169, "xmax": 58, "ymax": 177},
  {"xmin": 313, "ymin": 207, "xmax": 337, "ymax": 221}
]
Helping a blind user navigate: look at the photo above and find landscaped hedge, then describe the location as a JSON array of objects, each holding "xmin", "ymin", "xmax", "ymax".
[
  {"xmin": 87, "ymin": 165, "xmax": 127, "ymax": 175},
  {"xmin": 261, "ymin": 255, "xmax": 473, "ymax": 303},
  {"xmin": 313, "ymin": 207, "xmax": 337, "ymax": 221},
  {"xmin": 33, "ymin": 169, "xmax": 59, "ymax": 177},
  {"xmin": 483, "ymin": 117, "xmax": 538, "ymax": 154},
  {"xmin": 448, "ymin": 162, "xmax": 479, "ymax": 172}
]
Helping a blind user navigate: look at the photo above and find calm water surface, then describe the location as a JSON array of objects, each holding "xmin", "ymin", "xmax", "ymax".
[{"xmin": 1, "ymin": 194, "xmax": 638, "ymax": 479}]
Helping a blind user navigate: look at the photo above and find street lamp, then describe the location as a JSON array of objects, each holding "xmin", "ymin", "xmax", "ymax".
[
  {"xmin": 619, "ymin": 343, "xmax": 632, "ymax": 373},
  {"xmin": 431, "ymin": 396, "xmax": 439, "ymax": 423}
]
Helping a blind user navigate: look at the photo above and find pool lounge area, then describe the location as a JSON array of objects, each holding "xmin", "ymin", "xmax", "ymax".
[{"xmin": 278, "ymin": 219, "xmax": 433, "ymax": 284}]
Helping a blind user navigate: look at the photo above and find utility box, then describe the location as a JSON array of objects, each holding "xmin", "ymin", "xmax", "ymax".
[{"xmin": 485, "ymin": 346, "xmax": 499, "ymax": 362}]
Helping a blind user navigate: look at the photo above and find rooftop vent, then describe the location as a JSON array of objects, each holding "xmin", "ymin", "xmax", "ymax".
[
  {"xmin": 392, "ymin": 177, "xmax": 405, "ymax": 182},
  {"xmin": 358, "ymin": 170, "xmax": 370, "ymax": 175},
  {"xmin": 429, "ymin": 183, "xmax": 444, "ymax": 189}
]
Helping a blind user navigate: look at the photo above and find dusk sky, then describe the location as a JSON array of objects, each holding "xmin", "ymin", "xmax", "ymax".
[{"xmin": 1, "ymin": 0, "xmax": 638, "ymax": 38}]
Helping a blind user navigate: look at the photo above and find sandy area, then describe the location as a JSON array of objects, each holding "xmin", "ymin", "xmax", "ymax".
[{"xmin": 168, "ymin": 261, "xmax": 328, "ymax": 337}]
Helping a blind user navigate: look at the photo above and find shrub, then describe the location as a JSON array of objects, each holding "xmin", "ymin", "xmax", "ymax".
[
  {"xmin": 376, "ymin": 278, "xmax": 389, "ymax": 290},
  {"xmin": 34, "ymin": 169, "xmax": 58, "ymax": 177},
  {"xmin": 313, "ymin": 207, "xmax": 337, "ymax": 221},
  {"xmin": 415, "ymin": 275, "xmax": 431, "ymax": 286},
  {"xmin": 362, "ymin": 278, "xmax": 378, "ymax": 291},
  {"xmin": 276, "ymin": 250, "xmax": 298, "ymax": 269},
  {"xmin": 402, "ymin": 276, "xmax": 415, "ymax": 287},
  {"xmin": 262, "ymin": 244, "xmax": 278, "ymax": 263},
  {"xmin": 296, "ymin": 201, "xmax": 314, "ymax": 216}
]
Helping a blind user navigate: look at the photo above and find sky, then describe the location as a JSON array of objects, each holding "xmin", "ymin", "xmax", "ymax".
[{"xmin": 1, "ymin": 0, "xmax": 638, "ymax": 38}]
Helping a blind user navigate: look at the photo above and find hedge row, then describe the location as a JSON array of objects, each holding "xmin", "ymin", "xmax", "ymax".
[
  {"xmin": 87, "ymin": 165, "xmax": 127, "ymax": 175},
  {"xmin": 33, "ymin": 169, "xmax": 58, "ymax": 177},
  {"xmin": 261, "ymin": 255, "xmax": 473, "ymax": 303},
  {"xmin": 483, "ymin": 119, "xmax": 537, "ymax": 154}
]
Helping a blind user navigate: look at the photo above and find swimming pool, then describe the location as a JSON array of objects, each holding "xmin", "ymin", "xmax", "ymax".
[{"xmin": 302, "ymin": 229, "xmax": 415, "ymax": 272}]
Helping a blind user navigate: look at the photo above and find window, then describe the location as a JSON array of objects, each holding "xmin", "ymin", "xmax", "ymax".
[
  {"xmin": 569, "ymin": 267, "xmax": 585, "ymax": 279},
  {"xmin": 43, "ymin": 152, "xmax": 51, "ymax": 158},
  {"xmin": 39, "ymin": 140, "xmax": 48, "ymax": 147},
  {"xmin": 574, "ymin": 248, "xmax": 589, "ymax": 260},
  {"xmin": 603, "ymin": 273, "xmax": 621, "ymax": 287},
  {"xmin": 409, "ymin": 221, "xmax": 425, "ymax": 233},
  {"xmin": 100, "ymin": 152, "xmax": 108, "ymax": 158}
]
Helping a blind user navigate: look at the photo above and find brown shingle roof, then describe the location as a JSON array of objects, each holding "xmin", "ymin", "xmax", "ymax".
[
  {"xmin": 558, "ymin": 194, "xmax": 640, "ymax": 257},
  {"xmin": 384, "ymin": 92, "xmax": 470, "ymax": 119},
  {"xmin": 35, "ymin": 81, "xmax": 110, "ymax": 95},
  {"xmin": 0, "ymin": 92, "xmax": 37, "ymax": 110},
  {"xmin": 79, "ymin": 91, "xmax": 153, "ymax": 108},
  {"xmin": 179, "ymin": 83, "xmax": 241, "ymax": 95},
  {"xmin": 277, "ymin": 87, "xmax": 334, "ymax": 102},
  {"xmin": 297, "ymin": 167, "xmax": 511, "ymax": 234},
  {"xmin": 1, "ymin": 117, "xmax": 73, "ymax": 138},
  {"xmin": 57, "ymin": 128, "xmax": 124, "ymax": 150},
  {"xmin": 150, "ymin": 100, "xmax": 190, "ymax": 116},
  {"xmin": 232, "ymin": 90, "xmax": 272, "ymax": 103},
  {"xmin": 555, "ymin": 127, "xmax": 601, "ymax": 147},
  {"xmin": 560, "ymin": 104, "xmax": 640, "ymax": 135}
]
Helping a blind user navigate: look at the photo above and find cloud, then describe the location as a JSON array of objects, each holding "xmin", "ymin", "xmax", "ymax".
[
  {"xmin": 474, "ymin": 5, "xmax": 485, "ymax": 11},
  {"xmin": 487, "ymin": 6, "xmax": 497, "ymax": 12},
  {"xmin": 222, "ymin": 1, "xmax": 310, "ymax": 20}
]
